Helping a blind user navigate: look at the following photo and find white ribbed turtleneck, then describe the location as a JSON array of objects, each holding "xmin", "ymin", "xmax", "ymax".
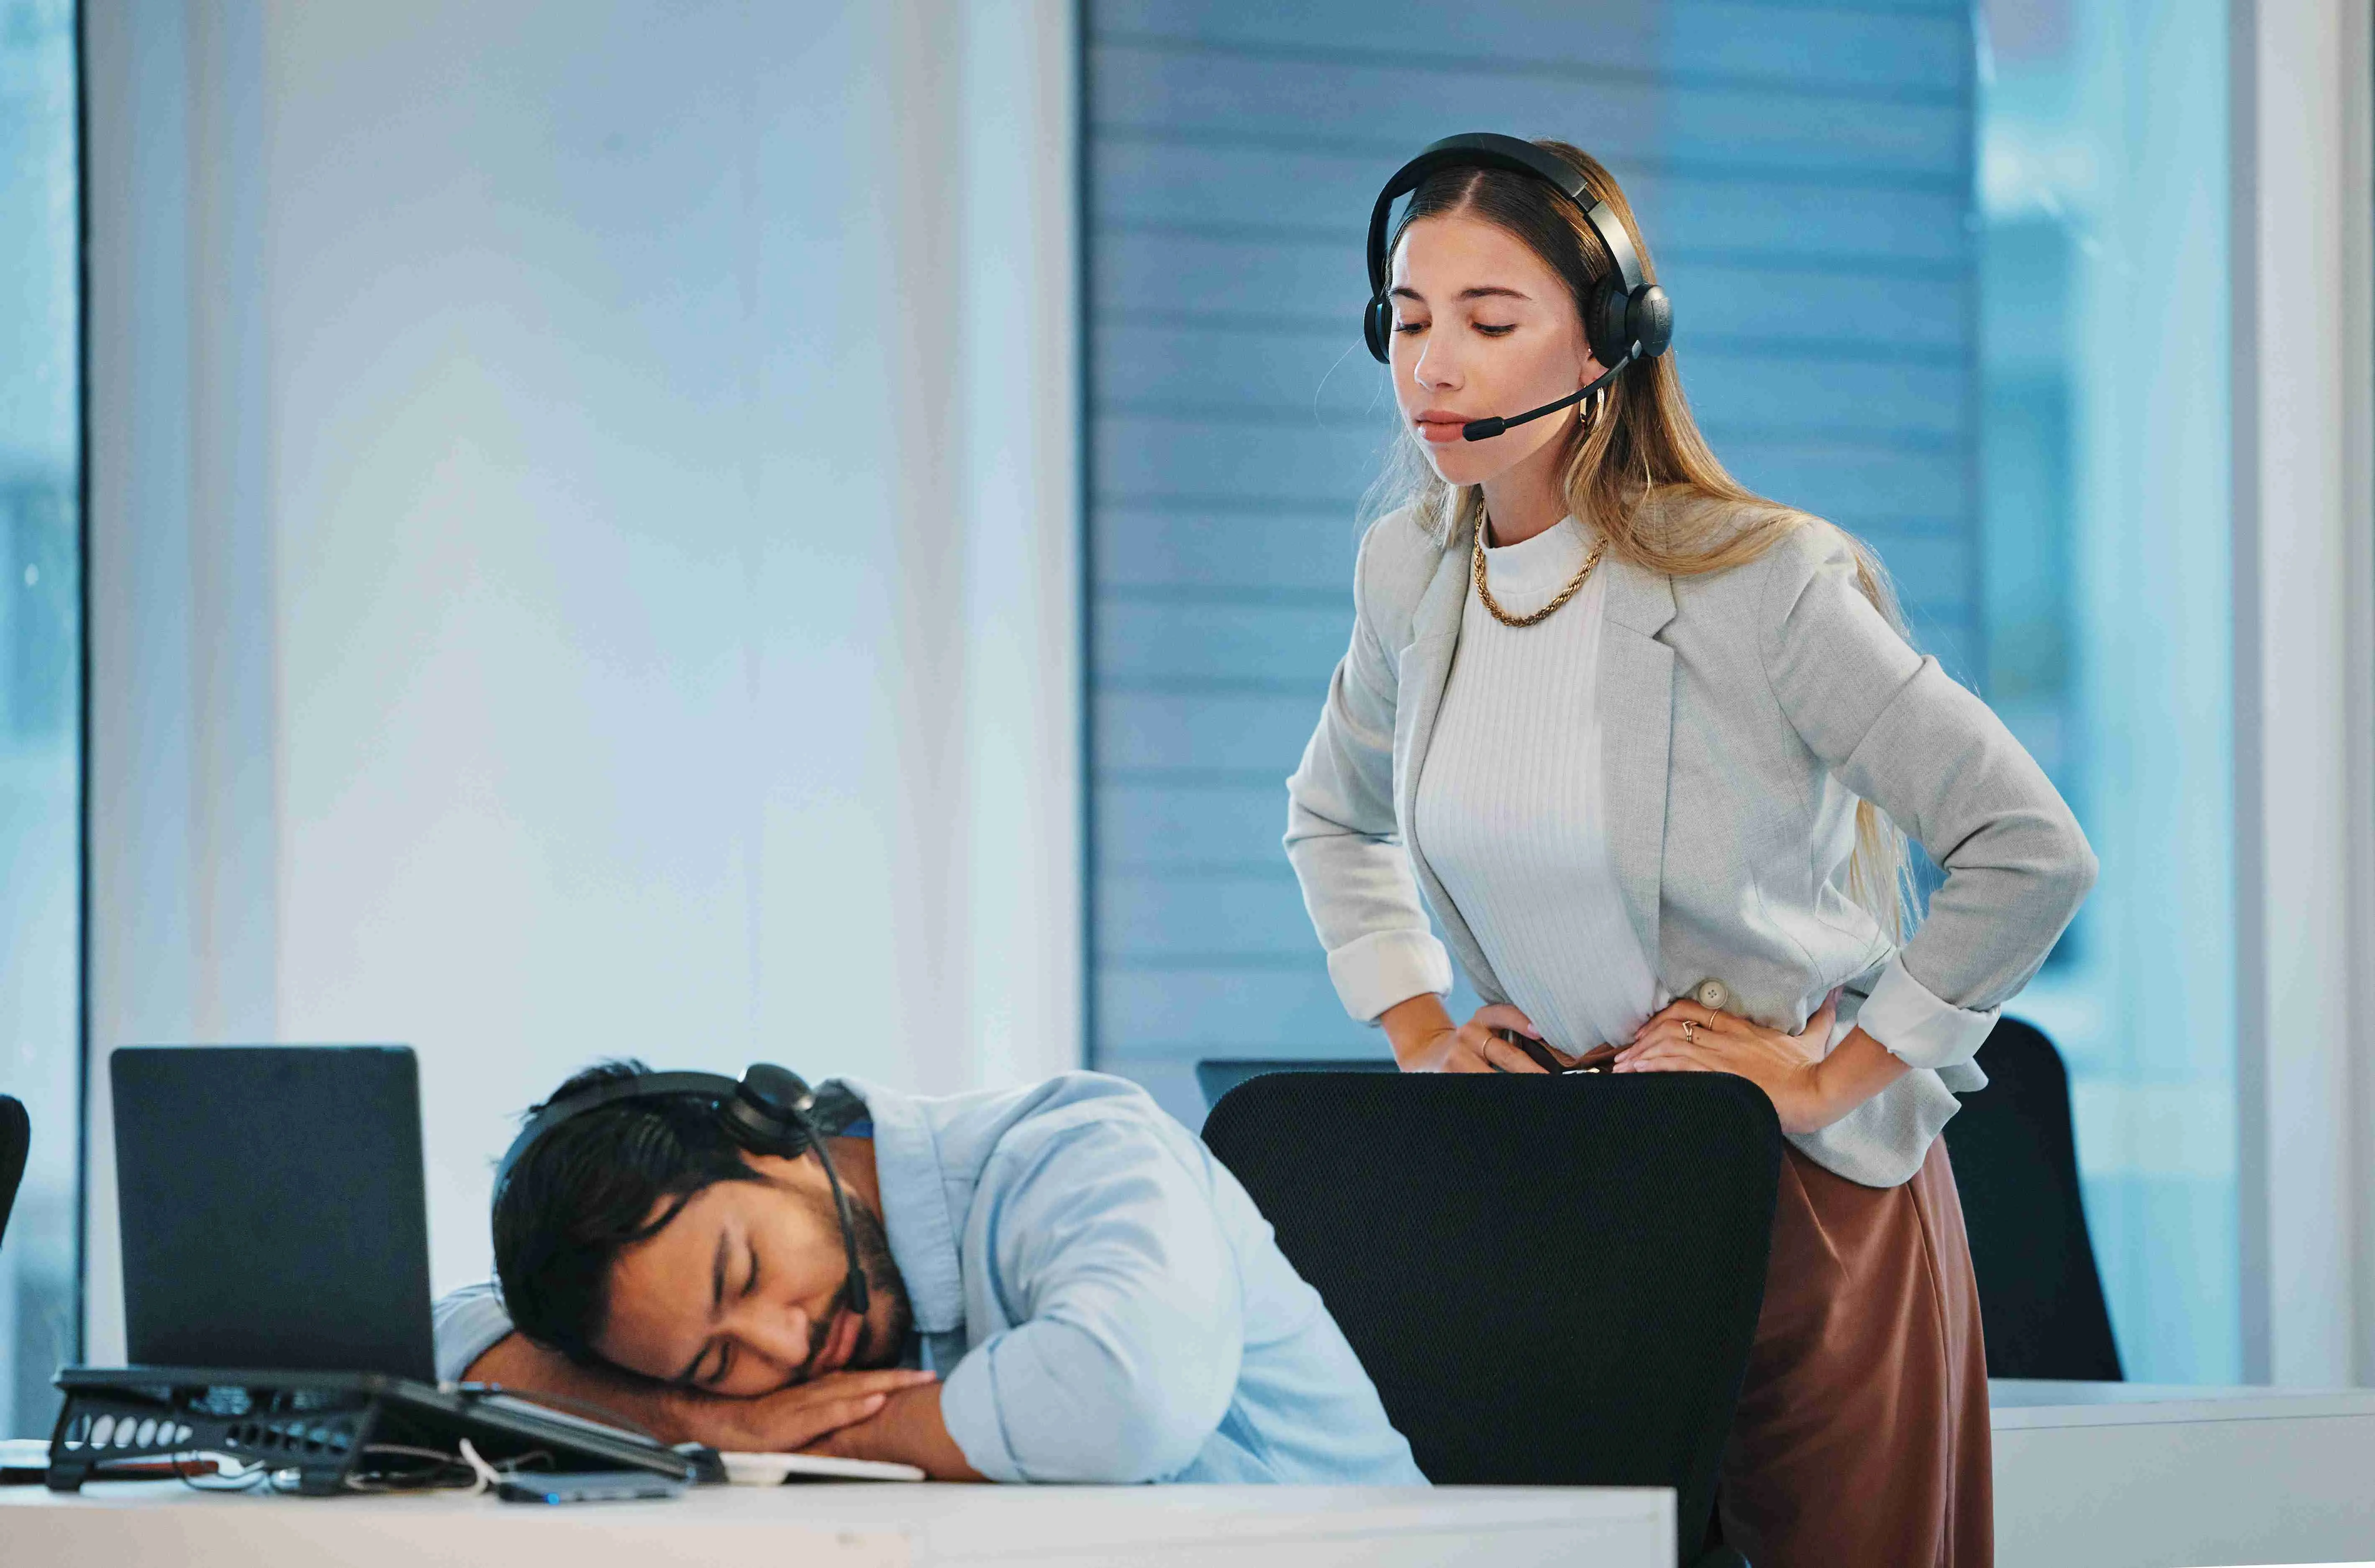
[{"xmin": 1413, "ymin": 515, "xmax": 1662, "ymax": 1054}]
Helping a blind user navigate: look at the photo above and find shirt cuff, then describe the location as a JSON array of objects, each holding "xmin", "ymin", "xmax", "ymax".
[
  {"xmin": 1326, "ymin": 928, "xmax": 1454, "ymax": 1024},
  {"xmin": 432, "ymin": 1281, "xmax": 517, "ymax": 1384},
  {"xmin": 937, "ymin": 1348, "xmax": 1022, "ymax": 1482},
  {"xmin": 1857, "ymin": 953, "xmax": 1999, "ymax": 1070}
]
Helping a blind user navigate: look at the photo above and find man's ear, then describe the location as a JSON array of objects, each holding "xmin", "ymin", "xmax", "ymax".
[{"xmin": 740, "ymin": 1150, "xmax": 808, "ymax": 1184}]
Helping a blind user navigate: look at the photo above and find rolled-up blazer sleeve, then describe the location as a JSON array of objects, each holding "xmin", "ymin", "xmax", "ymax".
[
  {"xmin": 1284, "ymin": 519, "xmax": 1454, "ymax": 1023},
  {"xmin": 1757, "ymin": 528, "xmax": 2097, "ymax": 1069}
]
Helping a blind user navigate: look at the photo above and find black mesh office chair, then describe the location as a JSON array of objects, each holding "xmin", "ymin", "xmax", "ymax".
[
  {"xmin": 1201, "ymin": 1071, "xmax": 1781, "ymax": 1568},
  {"xmin": 1194, "ymin": 1057, "xmax": 1397, "ymax": 1110},
  {"xmin": 0, "ymin": 1095, "xmax": 28, "ymax": 1250},
  {"xmin": 1939, "ymin": 1016, "xmax": 2123, "ymax": 1380}
]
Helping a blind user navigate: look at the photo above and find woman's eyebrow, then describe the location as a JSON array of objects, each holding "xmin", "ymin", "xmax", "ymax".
[{"xmin": 1388, "ymin": 283, "xmax": 1532, "ymax": 303}]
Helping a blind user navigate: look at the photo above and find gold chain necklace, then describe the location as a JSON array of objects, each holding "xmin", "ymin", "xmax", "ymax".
[{"xmin": 1471, "ymin": 518, "xmax": 1607, "ymax": 629}]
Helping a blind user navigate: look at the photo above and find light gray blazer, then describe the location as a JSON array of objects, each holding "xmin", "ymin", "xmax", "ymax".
[{"xmin": 1284, "ymin": 498, "xmax": 2098, "ymax": 1186}]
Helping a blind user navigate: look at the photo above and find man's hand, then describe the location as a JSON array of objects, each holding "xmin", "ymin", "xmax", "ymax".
[
  {"xmin": 803, "ymin": 1381, "xmax": 986, "ymax": 1481},
  {"xmin": 463, "ymin": 1332, "xmax": 934, "ymax": 1453},
  {"xmin": 661, "ymin": 1368, "xmax": 942, "ymax": 1453}
]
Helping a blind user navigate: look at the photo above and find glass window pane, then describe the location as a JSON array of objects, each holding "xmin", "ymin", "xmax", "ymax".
[
  {"xmin": 0, "ymin": 0, "xmax": 83, "ymax": 1436},
  {"xmin": 1975, "ymin": 0, "xmax": 2236, "ymax": 1382}
]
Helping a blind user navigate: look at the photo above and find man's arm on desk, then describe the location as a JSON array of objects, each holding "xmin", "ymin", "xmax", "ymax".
[
  {"xmin": 460, "ymin": 1331, "xmax": 936, "ymax": 1454},
  {"xmin": 804, "ymin": 1381, "xmax": 986, "ymax": 1480}
]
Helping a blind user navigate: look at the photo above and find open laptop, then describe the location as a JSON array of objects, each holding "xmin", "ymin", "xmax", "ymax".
[
  {"xmin": 48, "ymin": 1046, "xmax": 694, "ymax": 1492},
  {"xmin": 114, "ymin": 1046, "xmax": 438, "ymax": 1377}
]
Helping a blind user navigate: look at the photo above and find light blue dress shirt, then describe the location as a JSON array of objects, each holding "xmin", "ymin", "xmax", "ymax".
[{"xmin": 434, "ymin": 1071, "xmax": 1425, "ymax": 1485}]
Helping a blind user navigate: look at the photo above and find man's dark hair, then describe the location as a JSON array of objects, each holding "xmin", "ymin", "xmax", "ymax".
[{"xmin": 492, "ymin": 1059, "xmax": 767, "ymax": 1368}]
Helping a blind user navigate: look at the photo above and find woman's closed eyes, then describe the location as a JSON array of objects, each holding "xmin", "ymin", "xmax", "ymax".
[{"xmin": 1393, "ymin": 318, "xmax": 1521, "ymax": 337}]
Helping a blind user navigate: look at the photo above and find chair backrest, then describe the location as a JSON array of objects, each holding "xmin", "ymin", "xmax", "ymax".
[
  {"xmin": 1194, "ymin": 1056, "xmax": 1397, "ymax": 1110},
  {"xmin": 1202, "ymin": 1072, "xmax": 1780, "ymax": 1561},
  {"xmin": 1938, "ymin": 1016, "xmax": 2122, "ymax": 1380},
  {"xmin": 0, "ymin": 1095, "xmax": 28, "ymax": 1250}
]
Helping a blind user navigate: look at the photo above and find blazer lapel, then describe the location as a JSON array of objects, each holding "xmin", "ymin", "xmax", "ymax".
[
  {"xmin": 1596, "ymin": 556, "xmax": 1677, "ymax": 969},
  {"xmin": 1391, "ymin": 533, "xmax": 1470, "ymax": 859},
  {"xmin": 1391, "ymin": 520, "xmax": 1508, "ymax": 1002}
]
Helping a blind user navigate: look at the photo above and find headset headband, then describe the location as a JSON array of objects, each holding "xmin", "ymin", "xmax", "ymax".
[
  {"xmin": 494, "ymin": 1070, "xmax": 756, "ymax": 1196},
  {"xmin": 1364, "ymin": 132, "xmax": 1650, "ymax": 303}
]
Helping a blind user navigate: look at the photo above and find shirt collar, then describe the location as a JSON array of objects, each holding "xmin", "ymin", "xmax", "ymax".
[{"xmin": 826, "ymin": 1077, "xmax": 967, "ymax": 1336}]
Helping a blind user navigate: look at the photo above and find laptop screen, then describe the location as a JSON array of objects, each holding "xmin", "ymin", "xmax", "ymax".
[{"xmin": 111, "ymin": 1046, "xmax": 436, "ymax": 1381}]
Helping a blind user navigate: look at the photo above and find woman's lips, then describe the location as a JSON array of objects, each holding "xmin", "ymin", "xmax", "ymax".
[{"xmin": 1415, "ymin": 415, "xmax": 1470, "ymax": 444}]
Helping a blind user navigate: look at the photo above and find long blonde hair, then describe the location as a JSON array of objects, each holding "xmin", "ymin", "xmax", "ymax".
[{"xmin": 1365, "ymin": 138, "xmax": 1919, "ymax": 940}]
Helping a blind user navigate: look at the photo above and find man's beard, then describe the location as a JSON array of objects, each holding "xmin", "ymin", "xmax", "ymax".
[{"xmin": 800, "ymin": 1183, "xmax": 912, "ymax": 1377}]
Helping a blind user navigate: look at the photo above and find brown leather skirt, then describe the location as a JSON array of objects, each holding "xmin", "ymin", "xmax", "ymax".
[{"xmin": 1717, "ymin": 1137, "xmax": 1992, "ymax": 1568}]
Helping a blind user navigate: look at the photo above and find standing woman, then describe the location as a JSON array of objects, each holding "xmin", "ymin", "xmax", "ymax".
[{"xmin": 1285, "ymin": 134, "xmax": 2094, "ymax": 1567}]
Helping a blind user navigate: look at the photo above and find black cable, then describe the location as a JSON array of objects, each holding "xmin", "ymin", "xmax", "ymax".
[{"xmin": 342, "ymin": 1445, "xmax": 478, "ymax": 1493}]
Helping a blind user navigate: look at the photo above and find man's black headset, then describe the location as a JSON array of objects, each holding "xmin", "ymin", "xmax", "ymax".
[
  {"xmin": 494, "ymin": 1063, "xmax": 870, "ymax": 1319},
  {"xmin": 1364, "ymin": 132, "xmax": 1675, "ymax": 441}
]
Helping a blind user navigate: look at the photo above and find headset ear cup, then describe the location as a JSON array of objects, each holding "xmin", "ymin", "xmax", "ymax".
[
  {"xmin": 1588, "ymin": 283, "xmax": 1629, "ymax": 372},
  {"xmin": 1629, "ymin": 284, "xmax": 1673, "ymax": 359},
  {"xmin": 724, "ymin": 1063, "xmax": 817, "ymax": 1158},
  {"xmin": 1364, "ymin": 295, "xmax": 1393, "ymax": 364}
]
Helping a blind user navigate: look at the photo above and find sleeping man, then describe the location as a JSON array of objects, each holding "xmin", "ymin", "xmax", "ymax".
[{"xmin": 436, "ymin": 1061, "xmax": 1424, "ymax": 1484}]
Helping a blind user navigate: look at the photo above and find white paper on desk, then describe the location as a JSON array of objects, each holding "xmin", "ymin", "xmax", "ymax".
[{"xmin": 719, "ymin": 1451, "xmax": 925, "ymax": 1485}]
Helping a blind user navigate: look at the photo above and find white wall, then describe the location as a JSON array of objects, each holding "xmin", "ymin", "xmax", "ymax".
[{"xmin": 81, "ymin": 0, "xmax": 1079, "ymax": 1355}]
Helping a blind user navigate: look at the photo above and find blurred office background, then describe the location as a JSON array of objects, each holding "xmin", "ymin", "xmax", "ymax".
[
  {"xmin": 0, "ymin": 0, "xmax": 80, "ymax": 1440},
  {"xmin": 2, "ymin": 0, "xmax": 2370, "ymax": 1437},
  {"xmin": 1080, "ymin": 0, "xmax": 2243, "ymax": 1383}
]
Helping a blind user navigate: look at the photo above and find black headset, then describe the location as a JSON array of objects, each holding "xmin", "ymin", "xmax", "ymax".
[
  {"xmin": 494, "ymin": 1063, "xmax": 870, "ymax": 1318},
  {"xmin": 1363, "ymin": 133, "xmax": 1673, "ymax": 438}
]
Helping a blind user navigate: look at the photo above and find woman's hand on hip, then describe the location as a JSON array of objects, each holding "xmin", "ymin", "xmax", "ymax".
[
  {"xmin": 1614, "ymin": 992, "xmax": 1842, "ymax": 1133},
  {"xmin": 1382, "ymin": 994, "xmax": 1565, "ymax": 1074}
]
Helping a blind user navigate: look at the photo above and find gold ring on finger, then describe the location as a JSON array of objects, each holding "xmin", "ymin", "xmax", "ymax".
[{"xmin": 1682, "ymin": 1020, "xmax": 1696, "ymax": 1044}]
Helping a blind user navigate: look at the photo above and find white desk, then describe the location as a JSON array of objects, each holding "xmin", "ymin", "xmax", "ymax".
[
  {"xmin": 1992, "ymin": 1380, "xmax": 2375, "ymax": 1568},
  {"xmin": 0, "ymin": 1481, "xmax": 1672, "ymax": 1567},
  {"xmin": 36, "ymin": 1380, "xmax": 2375, "ymax": 1568}
]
